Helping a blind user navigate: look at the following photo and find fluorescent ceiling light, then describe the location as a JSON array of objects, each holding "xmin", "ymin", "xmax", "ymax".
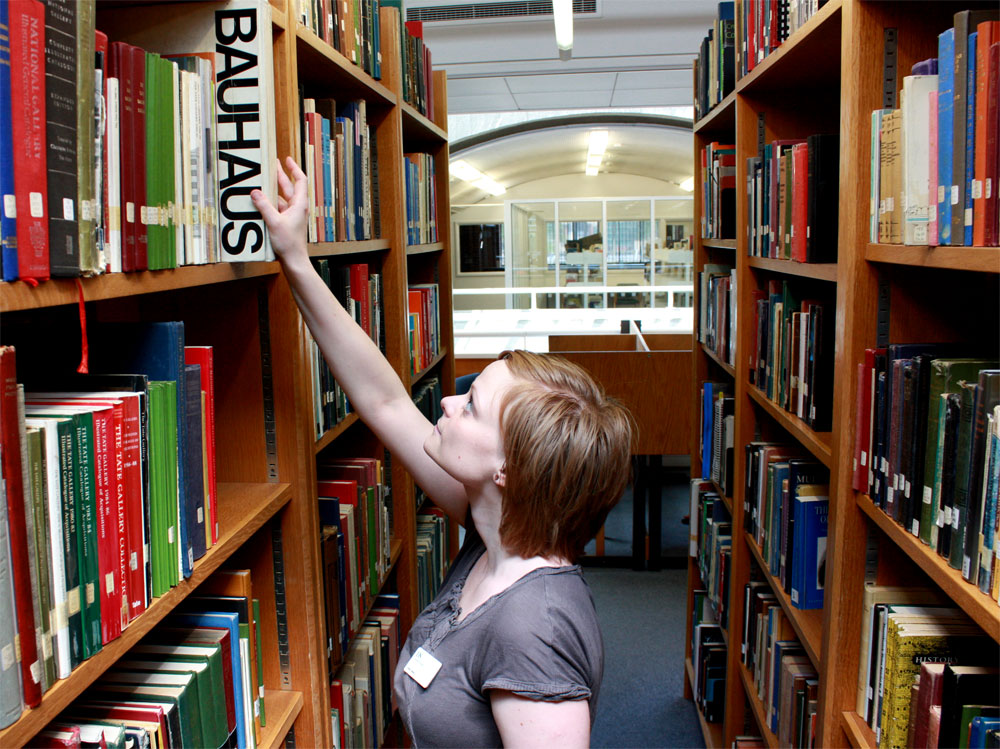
[
  {"xmin": 587, "ymin": 130, "xmax": 609, "ymax": 156},
  {"xmin": 450, "ymin": 160, "xmax": 506, "ymax": 195},
  {"xmin": 585, "ymin": 166, "xmax": 599, "ymax": 177},
  {"xmin": 473, "ymin": 176, "xmax": 506, "ymax": 196},
  {"xmin": 679, "ymin": 176, "xmax": 695, "ymax": 192},
  {"xmin": 553, "ymin": 0, "xmax": 573, "ymax": 60}
]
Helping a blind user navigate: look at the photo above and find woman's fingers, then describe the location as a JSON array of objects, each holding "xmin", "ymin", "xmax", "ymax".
[{"xmin": 276, "ymin": 158, "xmax": 295, "ymax": 204}]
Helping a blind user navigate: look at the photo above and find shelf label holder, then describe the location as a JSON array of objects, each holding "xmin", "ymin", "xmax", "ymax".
[
  {"xmin": 877, "ymin": 279, "xmax": 891, "ymax": 348},
  {"xmin": 258, "ymin": 287, "xmax": 280, "ymax": 481},
  {"xmin": 883, "ymin": 28, "xmax": 898, "ymax": 109},
  {"xmin": 757, "ymin": 112, "xmax": 766, "ymax": 158}
]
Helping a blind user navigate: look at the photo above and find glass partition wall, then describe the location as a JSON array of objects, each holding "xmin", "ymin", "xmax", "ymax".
[{"xmin": 502, "ymin": 197, "xmax": 693, "ymax": 311}]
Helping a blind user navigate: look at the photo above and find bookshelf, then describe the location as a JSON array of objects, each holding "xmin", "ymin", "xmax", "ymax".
[
  {"xmin": 688, "ymin": 1, "xmax": 1000, "ymax": 747},
  {"xmin": 0, "ymin": 1, "xmax": 453, "ymax": 746}
]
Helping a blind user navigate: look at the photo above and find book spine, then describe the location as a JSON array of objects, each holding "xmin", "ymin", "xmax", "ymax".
[
  {"xmin": 961, "ymin": 32, "xmax": 977, "ymax": 246},
  {"xmin": 938, "ymin": 29, "xmax": 955, "ymax": 245},
  {"xmin": 0, "ymin": 0, "xmax": 17, "ymax": 283},
  {"xmin": 75, "ymin": 0, "xmax": 96, "ymax": 274}
]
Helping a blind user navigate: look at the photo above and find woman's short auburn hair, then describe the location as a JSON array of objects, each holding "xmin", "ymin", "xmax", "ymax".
[{"xmin": 496, "ymin": 350, "xmax": 635, "ymax": 563}]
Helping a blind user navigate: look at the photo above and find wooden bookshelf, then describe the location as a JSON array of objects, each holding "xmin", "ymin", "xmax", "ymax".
[
  {"xmin": 702, "ymin": 238, "xmax": 738, "ymax": 251},
  {"xmin": 701, "ymin": 342, "xmax": 737, "ymax": 378},
  {"xmin": 688, "ymin": 2, "xmax": 1000, "ymax": 747},
  {"xmin": 0, "ymin": 2, "xmax": 454, "ymax": 746},
  {"xmin": 738, "ymin": 663, "xmax": 779, "ymax": 749},
  {"xmin": 686, "ymin": 658, "xmax": 726, "ymax": 749}
]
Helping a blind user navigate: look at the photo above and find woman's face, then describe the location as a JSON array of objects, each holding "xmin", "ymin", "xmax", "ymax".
[{"xmin": 424, "ymin": 359, "xmax": 517, "ymax": 490}]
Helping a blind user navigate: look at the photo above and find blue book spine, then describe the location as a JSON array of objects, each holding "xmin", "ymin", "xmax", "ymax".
[
  {"xmin": 702, "ymin": 383, "xmax": 715, "ymax": 478},
  {"xmin": 718, "ymin": 1, "xmax": 734, "ymax": 21},
  {"xmin": 963, "ymin": 32, "xmax": 976, "ymax": 246},
  {"xmin": 790, "ymin": 492, "xmax": 804, "ymax": 606},
  {"xmin": 372, "ymin": 0, "xmax": 382, "ymax": 80},
  {"xmin": 937, "ymin": 28, "xmax": 955, "ymax": 244},
  {"xmin": 770, "ymin": 463, "xmax": 789, "ymax": 572},
  {"xmin": 796, "ymin": 494, "xmax": 829, "ymax": 609},
  {"xmin": 322, "ymin": 117, "xmax": 333, "ymax": 241},
  {"xmin": 0, "ymin": 0, "xmax": 16, "ymax": 281}
]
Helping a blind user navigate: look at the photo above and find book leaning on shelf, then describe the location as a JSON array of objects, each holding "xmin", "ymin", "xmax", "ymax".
[
  {"xmin": 698, "ymin": 263, "xmax": 736, "ymax": 367},
  {"xmin": 404, "ymin": 152, "xmax": 438, "ymax": 246},
  {"xmin": 693, "ymin": 2, "xmax": 735, "ymax": 122},
  {"xmin": 737, "ymin": 0, "xmax": 827, "ymax": 78},
  {"xmin": 691, "ymin": 609, "xmax": 727, "ymax": 725},
  {"xmin": 852, "ymin": 347, "xmax": 1000, "ymax": 597},
  {"xmin": 690, "ymin": 480, "xmax": 732, "ymax": 629},
  {"xmin": 700, "ymin": 142, "xmax": 736, "ymax": 240},
  {"xmin": 298, "ymin": 0, "xmax": 384, "ymax": 81},
  {"xmin": 408, "ymin": 283, "xmax": 440, "ymax": 375}
]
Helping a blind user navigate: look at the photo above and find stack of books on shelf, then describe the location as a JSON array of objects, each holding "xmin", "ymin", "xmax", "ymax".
[
  {"xmin": 749, "ymin": 279, "xmax": 833, "ymax": 431},
  {"xmin": 855, "ymin": 584, "xmax": 1000, "ymax": 748},
  {"xmin": 738, "ymin": 0, "xmax": 828, "ymax": 77},
  {"xmin": 0, "ymin": 327, "xmax": 220, "ymax": 727},
  {"xmin": 700, "ymin": 381, "xmax": 735, "ymax": 498},
  {"xmin": 407, "ymin": 283, "xmax": 440, "ymax": 374},
  {"xmin": 745, "ymin": 133, "xmax": 839, "ymax": 263},
  {"xmin": 742, "ymin": 579, "xmax": 819, "ymax": 747},
  {"xmin": 691, "ymin": 480, "xmax": 733, "ymax": 629},
  {"xmin": 331, "ymin": 592, "xmax": 400, "ymax": 749},
  {"xmin": 698, "ymin": 264, "xmax": 736, "ymax": 368},
  {"xmin": 744, "ymin": 445, "xmax": 829, "ymax": 610},
  {"xmin": 869, "ymin": 12, "xmax": 999, "ymax": 247},
  {"xmin": 700, "ymin": 142, "xmax": 737, "ymax": 240},
  {"xmin": 301, "ymin": 97, "xmax": 381, "ymax": 245},
  {"xmin": 298, "ymin": 0, "xmax": 383, "ymax": 80},
  {"xmin": 381, "ymin": 4, "xmax": 437, "ymax": 119},
  {"xmin": 30, "ymin": 568, "xmax": 265, "ymax": 749},
  {"xmin": 1, "ymin": 0, "xmax": 279, "ymax": 284},
  {"xmin": 404, "ymin": 152, "xmax": 438, "ymax": 245},
  {"xmin": 853, "ymin": 347, "xmax": 1000, "ymax": 596},
  {"xmin": 415, "ymin": 508, "xmax": 450, "ymax": 612},
  {"xmin": 693, "ymin": 2, "xmax": 736, "ymax": 121},
  {"xmin": 317, "ymin": 455, "xmax": 392, "ymax": 655},
  {"xmin": 691, "ymin": 604, "xmax": 727, "ymax": 725}
]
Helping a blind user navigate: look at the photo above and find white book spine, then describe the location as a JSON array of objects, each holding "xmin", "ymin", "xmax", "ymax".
[
  {"xmin": 902, "ymin": 75, "xmax": 938, "ymax": 245},
  {"xmin": 107, "ymin": 78, "xmax": 122, "ymax": 274}
]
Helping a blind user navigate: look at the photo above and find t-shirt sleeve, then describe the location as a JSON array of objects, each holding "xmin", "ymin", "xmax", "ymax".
[{"xmin": 478, "ymin": 576, "xmax": 598, "ymax": 702}]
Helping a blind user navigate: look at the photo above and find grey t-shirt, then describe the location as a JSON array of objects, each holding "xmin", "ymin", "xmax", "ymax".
[{"xmin": 394, "ymin": 521, "xmax": 603, "ymax": 748}]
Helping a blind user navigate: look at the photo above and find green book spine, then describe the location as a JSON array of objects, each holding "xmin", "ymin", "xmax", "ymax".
[
  {"xmin": 254, "ymin": 598, "xmax": 265, "ymax": 726},
  {"xmin": 76, "ymin": 0, "xmax": 97, "ymax": 273},
  {"xmin": 74, "ymin": 414, "xmax": 102, "ymax": 658},
  {"xmin": 949, "ymin": 382, "xmax": 979, "ymax": 569},
  {"xmin": 163, "ymin": 56, "xmax": 177, "ymax": 269},
  {"xmin": 149, "ymin": 382, "xmax": 169, "ymax": 597},
  {"xmin": 56, "ymin": 421, "xmax": 82, "ymax": 668},
  {"xmin": 163, "ymin": 381, "xmax": 179, "ymax": 587},
  {"xmin": 25, "ymin": 428, "xmax": 55, "ymax": 689}
]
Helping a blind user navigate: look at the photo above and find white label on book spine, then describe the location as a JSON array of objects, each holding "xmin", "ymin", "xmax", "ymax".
[
  {"xmin": 965, "ymin": 208, "xmax": 973, "ymax": 227},
  {"xmin": 923, "ymin": 486, "xmax": 932, "ymax": 505},
  {"xmin": 86, "ymin": 582, "xmax": 95, "ymax": 605},
  {"xmin": 167, "ymin": 526, "xmax": 174, "ymax": 544},
  {"xmin": 987, "ymin": 178, "xmax": 993, "ymax": 199},
  {"xmin": 130, "ymin": 551, "xmax": 138, "ymax": 571},
  {"xmin": 67, "ymin": 586, "xmax": 81, "ymax": 615},
  {"xmin": 3, "ymin": 194, "xmax": 15, "ymax": 218},
  {"xmin": 53, "ymin": 602, "xmax": 67, "ymax": 631},
  {"xmin": 63, "ymin": 198, "xmax": 74, "ymax": 221},
  {"xmin": 972, "ymin": 179, "xmax": 983, "ymax": 199},
  {"xmin": 951, "ymin": 507, "xmax": 960, "ymax": 529},
  {"xmin": 29, "ymin": 659, "xmax": 40, "ymax": 683},
  {"xmin": 951, "ymin": 185, "xmax": 959, "ymax": 205},
  {"xmin": 105, "ymin": 571, "xmax": 115, "ymax": 595},
  {"xmin": 126, "ymin": 202, "xmax": 135, "ymax": 223},
  {"xmin": 41, "ymin": 632, "xmax": 52, "ymax": 659},
  {"xmin": 197, "ymin": 507, "xmax": 204, "ymax": 523},
  {"xmin": 29, "ymin": 192, "xmax": 43, "ymax": 218},
  {"xmin": 1, "ymin": 644, "xmax": 13, "ymax": 671},
  {"xmin": 912, "ymin": 519, "xmax": 919, "ymax": 535},
  {"xmin": 962, "ymin": 556, "xmax": 971, "ymax": 578},
  {"xmin": 81, "ymin": 199, "xmax": 94, "ymax": 222},
  {"xmin": 861, "ymin": 450, "xmax": 867, "ymax": 467},
  {"xmin": 943, "ymin": 507, "xmax": 952, "ymax": 526}
]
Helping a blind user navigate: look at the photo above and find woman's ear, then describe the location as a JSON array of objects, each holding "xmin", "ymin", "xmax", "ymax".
[{"xmin": 493, "ymin": 463, "xmax": 507, "ymax": 488}]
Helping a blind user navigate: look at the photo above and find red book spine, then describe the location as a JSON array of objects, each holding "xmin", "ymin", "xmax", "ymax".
[
  {"xmin": 350, "ymin": 263, "xmax": 371, "ymax": 336},
  {"xmin": 791, "ymin": 143, "xmax": 809, "ymax": 261},
  {"xmin": 130, "ymin": 44, "xmax": 148, "ymax": 270},
  {"xmin": 117, "ymin": 395, "xmax": 145, "ymax": 620},
  {"xmin": 330, "ymin": 679, "xmax": 346, "ymax": 749},
  {"xmin": 985, "ymin": 42, "xmax": 999, "ymax": 246},
  {"xmin": 184, "ymin": 347, "xmax": 217, "ymax": 545},
  {"xmin": 9, "ymin": 0, "xmax": 49, "ymax": 283},
  {"xmin": 852, "ymin": 361, "xmax": 869, "ymax": 492},
  {"xmin": 109, "ymin": 42, "xmax": 136, "ymax": 271},
  {"xmin": 89, "ymin": 405, "xmax": 122, "ymax": 644},
  {"xmin": 0, "ymin": 347, "xmax": 42, "ymax": 707},
  {"xmin": 972, "ymin": 23, "xmax": 998, "ymax": 246}
]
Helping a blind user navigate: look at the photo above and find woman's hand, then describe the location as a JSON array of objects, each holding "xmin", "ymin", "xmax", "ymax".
[{"xmin": 251, "ymin": 157, "xmax": 310, "ymax": 272}]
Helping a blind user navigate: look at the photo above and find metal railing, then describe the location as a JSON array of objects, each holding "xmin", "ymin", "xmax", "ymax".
[{"xmin": 452, "ymin": 284, "xmax": 695, "ymax": 310}]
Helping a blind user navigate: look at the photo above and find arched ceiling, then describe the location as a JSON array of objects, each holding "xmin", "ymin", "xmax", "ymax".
[{"xmin": 449, "ymin": 118, "xmax": 693, "ymax": 204}]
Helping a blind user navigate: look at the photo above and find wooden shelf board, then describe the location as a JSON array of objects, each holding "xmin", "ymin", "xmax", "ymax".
[
  {"xmin": 260, "ymin": 690, "xmax": 304, "ymax": 749},
  {"xmin": 294, "ymin": 25, "xmax": 396, "ymax": 105},
  {"xmin": 857, "ymin": 494, "xmax": 1000, "ymax": 641},
  {"xmin": 693, "ymin": 91, "xmax": 736, "ymax": 135},
  {"xmin": 406, "ymin": 242, "xmax": 445, "ymax": 256},
  {"xmin": 745, "ymin": 533, "xmax": 824, "ymax": 669},
  {"xmin": 307, "ymin": 239, "xmax": 392, "ymax": 258},
  {"xmin": 702, "ymin": 238, "xmax": 738, "ymax": 251},
  {"xmin": 841, "ymin": 711, "xmax": 876, "ymax": 749},
  {"xmin": 410, "ymin": 349, "xmax": 448, "ymax": 388},
  {"xmin": 865, "ymin": 243, "xmax": 1000, "ymax": 273},
  {"xmin": 0, "ymin": 263, "xmax": 281, "ymax": 313},
  {"xmin": 748, "ymin": 256, "xmax": 838, "ymax": 282},
  {"xmin": 738, "ymin": 662, "xmax": 780, "ymax": 749},
  {"xmin": 701, "ymin": 342, "xmax": 737, "ymax": 379},
  {"xmin": 270, "ymin": 5, "xmax": 287, "ymax": 31},
  {"xmin": 401, "ymin": 103, "xmax": 448, "ymax": 143},
  {"xmin": 0, "ymin": 482, "xmax": 292, "ymax": 747},
  {"xmin": 315, "ymin": 413, "xmax": 361, "ymax": 453},
  {"xmin": 685, "ymin": 658, "xmax": 725, "ymax": 749},
  {"xmin": 737, "ymin": 0, "xmax": 842, "ymax": 94},
  {"xmin": 746, "ymin": 384, "xmax": 833, "ymax": 468}
]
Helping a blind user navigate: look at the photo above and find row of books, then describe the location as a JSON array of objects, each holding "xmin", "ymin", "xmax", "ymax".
[
  {"xmin": 407, "ymin": 283, "xmax": 441, "ymax": 375},
  {"xmin": 852, "ymin": 349, "xmax": 1000, "ymax": 599},
  {"xmin": 699, "ymin": 142, "xmax": 736, "ymax": 240},
  {"xmin": 690, "ymin": 480, "xmax": 732, "ymax": 630},
  {"xmin": 309, "ymin": 260, "xmax": 384, "ymax": 437},
  {"xmin": 404, "ymin": 152, "xmax": 438, "ymax": 246},
  {"xmin": 742, "ymin": 580, "xmax": 819, "ymax": 747},
  {"xmin": 317, "ymin": 456, "xmax": 393, "ymax": 666},
  {"xmin": 744, "ymin": 444, "xmax": 829, "ymax": 610},
  {"xmin": 383, "ymin": 7, "xmax": 438, "ymax": 120},
  {"xmin": 298, "ymin": 0, "xmax": 383, "ymax": 81},
  {"xmin": 331, "ymin": 592, "xmax": 400, "ymax": 749},
  {"xmin": 746, "ymin": 134, "xmax": 839, "ymax": 263},
  {"xmin": 738, "ymin": 0, "xmax": 827, "ymax": 78},
  {"xmin": 693, "ymin": 2, "xmax": 736, "ymax": 122},
  {"xmin": 1, "ymin": 0, "xmax": 278, "ymax": 283},
  {"xmin": 412, "ymin": 377, "xmax": 443, "ymax": 509},
  {"xmin": 34, "ymin": 569, "xmax": 266, "ymax": 749},
  {"xmin": 301, "ymin": 97, "xmax": 381, "ymax": 246},
  {"xmin": 855, "ymin": 585, "xmax": 999, "ymax": 748},
  {"xmin": 416, "ymin": 508, "xmax": 450, "ymax": 613},
  {"xmin": 870, "ymin": 12, "xmax": 999, "ymax": 247},
  {"xmin": 691, "ymin": 609, "xmax": 727, "ymax": 725},
  {"xmin": 749, "ymin": 280, "xmax": 834, "ymax": 432},
  {"xmin": 0, "ymin": 329, "xmax": 219, "ymax": 719},
  {"xmin": 698, "ymin": 264, "xmax": 736, "ymax": 368},
  {"xmin": 700, "ymin": 382, "xmax": 735, "ymax": 499}
]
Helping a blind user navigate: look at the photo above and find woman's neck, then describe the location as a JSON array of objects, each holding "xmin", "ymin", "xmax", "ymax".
[{"xmin": 467, "ymin": 490, "xmax": 571, "ymax": 577}]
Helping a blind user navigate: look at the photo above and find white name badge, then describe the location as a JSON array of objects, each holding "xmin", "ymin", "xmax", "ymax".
[{"xmin": 404, "ymin": 646, "xmax": 442, "ymax": 689}]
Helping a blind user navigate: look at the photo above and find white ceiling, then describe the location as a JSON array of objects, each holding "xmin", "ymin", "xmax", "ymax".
[{"xmin": 414, "ymin": 0, "xmax": 716, "ymax": 114}]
